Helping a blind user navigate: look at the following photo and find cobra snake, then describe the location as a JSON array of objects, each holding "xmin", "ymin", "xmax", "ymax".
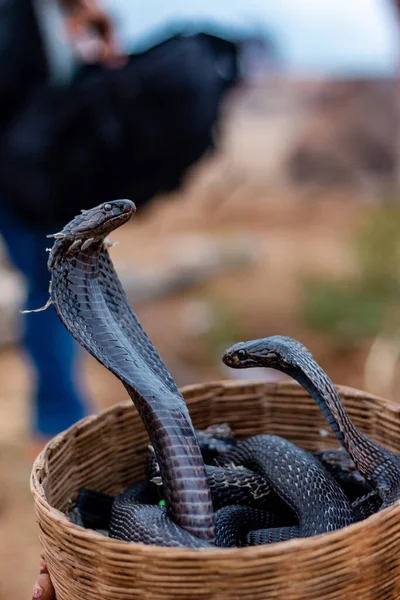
[
  {"xmin": 42, "ymin": 201, "xmax": 391, "ymax": 547},
  {"xmin": 223, "ymin": 336, "xmax": 400, "ymax": 511},
  {"xmin": 46, "ymin": 199, "xmax": 215, "ymax": 545}
]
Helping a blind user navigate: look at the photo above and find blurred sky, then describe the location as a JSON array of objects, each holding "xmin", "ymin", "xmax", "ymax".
[{"xmin": 99, "ymin": 0, "xmax": 400, "ymax": 76}]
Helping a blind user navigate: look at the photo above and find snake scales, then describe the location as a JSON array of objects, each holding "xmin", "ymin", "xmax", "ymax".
[{"xmin": 42, "ymin": 200, "xmax": 400, "ymax": 548}]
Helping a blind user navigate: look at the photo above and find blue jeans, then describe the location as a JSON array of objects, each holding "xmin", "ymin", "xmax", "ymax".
[{"xmin": 0, "ymin": 204, "xmax": 89, "ymax": 436}]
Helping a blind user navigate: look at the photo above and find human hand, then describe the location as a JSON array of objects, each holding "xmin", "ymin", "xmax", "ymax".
[
  {"xmin": 32, "ymin": 554, "xmax": 56, "ymax": 600},
  {"xmin": 62, "ymin": 0, "xmax": 126, "ymax": 66}
]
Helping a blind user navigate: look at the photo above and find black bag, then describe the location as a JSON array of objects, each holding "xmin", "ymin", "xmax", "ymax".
[
  {"xmin": 0, "ymin": 0, "xmax": 47, "ymax": 131},
  {"xmin": 0, "ymin": 27, "xmax": 240, "ymax": 228}
]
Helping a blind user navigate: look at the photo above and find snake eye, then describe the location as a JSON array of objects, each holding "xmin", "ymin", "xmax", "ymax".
[
  {"xmin": 103, "ymin": 203, "xmax": 112, "ymax": 211},
  {"xmin": 237, "ymin": 349, "xmax": 247, "ymax": 360}
]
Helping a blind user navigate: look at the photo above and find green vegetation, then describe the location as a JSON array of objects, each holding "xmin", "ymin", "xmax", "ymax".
[{"xmin": 302, "ymin": 206, "xmax": 400, "ymax": 349}]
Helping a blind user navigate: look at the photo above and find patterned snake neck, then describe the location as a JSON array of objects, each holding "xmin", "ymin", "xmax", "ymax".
[
  {"xmin": 223, "ymin": 335, "xmax": 400, "ymax": 508},
  {"xmin": 45, "ymin": 199, "xmax": 214, "ymax": 542}
]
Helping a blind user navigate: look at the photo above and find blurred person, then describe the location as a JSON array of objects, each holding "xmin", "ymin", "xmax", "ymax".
[
  {"xmin": 0, "ymin": 0, "xmax": 118, "ymax": 454},
  {"xmin": 0, "ymin": 0, "xmax": 244, "ymax": 457}
]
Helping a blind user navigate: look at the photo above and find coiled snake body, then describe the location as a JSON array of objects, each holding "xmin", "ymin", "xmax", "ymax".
[{"xmin": 44, "ymin": 202, "xmax": 393, "ymax": 547}]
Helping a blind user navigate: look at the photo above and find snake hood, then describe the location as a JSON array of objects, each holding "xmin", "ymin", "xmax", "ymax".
[{"xmin": 47, "ymin": 200, "xmax": 136, "ymax": 268}]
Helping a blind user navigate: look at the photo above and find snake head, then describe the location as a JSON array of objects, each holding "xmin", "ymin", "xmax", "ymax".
[
  {"xmin": 222, "ymin": 336, "xmax": 308, "ymax": 370},
  {"xmin": 222, "ymin": 342, "xmax": 258, "ymax": 368},
  {"xmin": 47, "ymin": 200, "xmax": 136, "ymax": 268},
  {"xmin": 48, "ymin": 200, "xmax": 136, "ymax": 242}
]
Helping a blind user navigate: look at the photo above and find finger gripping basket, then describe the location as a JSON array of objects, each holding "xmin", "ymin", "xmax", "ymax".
[{"xmin": 31, "ymin": 381, "xmax": 400, "ymax": 600}]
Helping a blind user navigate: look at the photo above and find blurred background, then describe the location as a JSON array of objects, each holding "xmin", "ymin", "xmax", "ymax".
[{"xmin": 2, "ymin": 0, "xmax": 400, "ymax": 597}]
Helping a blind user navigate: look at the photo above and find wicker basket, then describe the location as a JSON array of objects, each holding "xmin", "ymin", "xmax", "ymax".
[{"xmin": 31, "ymin": 381, "xmax": 400, "ymax": 600}]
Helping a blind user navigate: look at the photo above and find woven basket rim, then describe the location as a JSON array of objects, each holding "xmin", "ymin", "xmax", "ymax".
[{"xmin": 31, "ymin": 379, "xmax": 400, "ymax": 558}]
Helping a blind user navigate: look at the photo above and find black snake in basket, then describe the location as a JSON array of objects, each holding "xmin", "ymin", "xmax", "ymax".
[
  {"xmin": 45, "ymin": 199, "xmax": 217, "ymax": 545},
  {"xmin": 42, "ymin": 200, "xmax": 397, "ymax": 547},
  {"xmin": 222, "ymin": 336, "xmax": 400, "ymax": 536}
]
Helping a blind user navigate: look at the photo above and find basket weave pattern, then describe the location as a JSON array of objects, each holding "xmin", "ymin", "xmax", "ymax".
[{"xmin": 31, "ymin": 381, "xmax": 400, "ymax": 600}]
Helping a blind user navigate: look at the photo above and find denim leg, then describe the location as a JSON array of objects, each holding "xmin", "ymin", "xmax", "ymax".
[{"xmin": 0, "ymin": 204, "xmax": 89, "ymax": 436}]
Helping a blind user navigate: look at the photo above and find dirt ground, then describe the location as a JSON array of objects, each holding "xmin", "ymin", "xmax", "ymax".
[{"xmin": 0, "ymin": 182, "xmax": 388, "ymax": 599}]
